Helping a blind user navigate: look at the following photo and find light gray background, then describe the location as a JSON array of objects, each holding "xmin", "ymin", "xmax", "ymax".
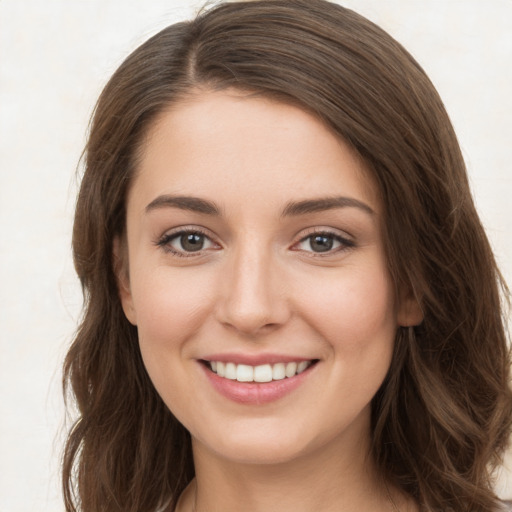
[{"xmin": 1, "ymin": 1, "xmax": 511, "ymax": 510}]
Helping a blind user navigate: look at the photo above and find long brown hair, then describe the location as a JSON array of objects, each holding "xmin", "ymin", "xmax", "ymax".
[{"xmin": 63, "ymin": 1, "xmax": 512, "ymax": 510}]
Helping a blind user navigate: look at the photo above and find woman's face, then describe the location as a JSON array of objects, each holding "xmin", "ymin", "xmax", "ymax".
[{"xmin": 118, "ymin": 90, "xmax": 419, "ymax": 466}]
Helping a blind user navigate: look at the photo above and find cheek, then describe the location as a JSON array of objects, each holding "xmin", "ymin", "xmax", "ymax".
[
  {"xmin": 295, "ymin": 265, "xmax": 397, "ymax": 417},
  {"xmin": 130, "ymin": 267, "xmax": 218, "ymax": 413},
  {"xmin": 295, "ymin": 264, "xmax": 397, "ymax": 350},
  {"xmin": 130, "ymin": 266, "xmax": 216, "ymax": 351}
]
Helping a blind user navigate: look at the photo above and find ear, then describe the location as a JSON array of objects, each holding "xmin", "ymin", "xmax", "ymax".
[
  {"xmin": 113, "ymin": 236, "xmax": 137, "ymax": 325},
  {"xmin": 397, "ymin": 285, "xmax": 423, "ymax": 327}
]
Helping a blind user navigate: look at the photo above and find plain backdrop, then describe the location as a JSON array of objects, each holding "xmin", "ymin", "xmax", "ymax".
[{"xmin": 1, "ymin": 1, "xmax": 511, "ymax": 510}]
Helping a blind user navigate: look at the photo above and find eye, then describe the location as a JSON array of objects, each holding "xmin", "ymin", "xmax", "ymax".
[
  {"xmin": 294, "ymin": 231, "xmax": 354, "ymax": 254},
  {"xmin": 157, "ymin": 229, "xmax": 219, "ymax": 256}
]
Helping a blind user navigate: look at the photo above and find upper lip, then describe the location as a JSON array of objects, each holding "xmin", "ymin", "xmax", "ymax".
[{"xmin": 200, "ymin": 353, "xmax": 317, "ymax": 366}]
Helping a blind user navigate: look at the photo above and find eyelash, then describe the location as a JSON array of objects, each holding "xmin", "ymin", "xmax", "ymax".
[
  {"xmin": 155, "ymin": 228, "xmax": 355, "ymax": 258},
  {"xmin": 155, "ymin": 227, "xmax": 216, "ymax": 258},
  {"xmin": 292, "ymin": 229, "xmax": 355, "ymax": 257}
]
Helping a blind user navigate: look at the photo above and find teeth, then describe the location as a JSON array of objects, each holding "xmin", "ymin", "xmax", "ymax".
[
  {"xmin": 254, "ymin": 364, "xmax": 273, "ymax": 383},
  {"xmin": 297, "ymin": 361, "xmax": 309, "ymax": 374},
  {"xmin": 272, "ymin": 363, "xmax": 286, "ymax": 380},
  {"xmin": 208, "ymin": 360, "xmax": 314, "ymax": 382},
  {"xmin": 236, "ymin": 364, "xmax": 253, "ymax": 382},
  {"xmin": 285, "ymin": 362, "xmax": 297, "ymax": 378},
  {"xmin": 225, "ymin": 362, "xmax": 237, "ymax": 380}
]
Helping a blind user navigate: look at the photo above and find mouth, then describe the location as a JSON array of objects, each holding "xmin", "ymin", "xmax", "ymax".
[
  {"xmin": 200, "ymin": 357, "xmax": 319, "ymax": 404},
  {"xmin": 201, "ymin": 359, "xmax": 319, "ymax": 383}
]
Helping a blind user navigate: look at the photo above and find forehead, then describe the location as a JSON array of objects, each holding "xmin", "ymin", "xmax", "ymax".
[{"xmin": 130, "ymin": 89, "xmax": 380, "ymax": 215}]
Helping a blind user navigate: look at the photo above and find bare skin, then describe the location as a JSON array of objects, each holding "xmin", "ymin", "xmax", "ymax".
[
  {"xmin": 117, "ymin": 89, "xmax": 422, "ymax": 512},
  {"xmin": 175, "ymin": 426, "xmax": 417, "ymax": 512}
]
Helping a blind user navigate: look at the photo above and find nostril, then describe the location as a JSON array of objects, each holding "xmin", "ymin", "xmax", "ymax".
[
  {"xmin": 214, "ymin": 263, "xmax": 291, "ymax": 335},
  {"xmin": 219, "ymin": 317, "xmax": 283, "ymax": 338}
]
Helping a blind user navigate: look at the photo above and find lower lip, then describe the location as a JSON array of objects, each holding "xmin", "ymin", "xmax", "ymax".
[{"xmin": 201, "ymin": 362, "xmax": 316, "ymax": 405}]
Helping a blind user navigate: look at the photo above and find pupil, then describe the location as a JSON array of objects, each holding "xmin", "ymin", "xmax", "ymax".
[
  {"xmin": 311, "ymin": 235, "xmax": 332, "ymax": 252},
  {"xmin": 181, "ymin": 233, "xmax": 204, "ymax": 252}
]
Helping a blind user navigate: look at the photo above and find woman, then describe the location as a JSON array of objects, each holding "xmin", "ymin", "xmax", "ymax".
[{"xmin": 62, "ymin": 1, "xmax": 512, "ymax": 511}]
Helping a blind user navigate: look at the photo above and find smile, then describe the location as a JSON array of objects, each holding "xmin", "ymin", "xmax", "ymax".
[{"xmin": 208, "ymin": 360, "xmax": 315, "ymax": 382}]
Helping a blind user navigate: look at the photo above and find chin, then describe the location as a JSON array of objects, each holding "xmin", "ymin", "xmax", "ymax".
[
  {"xmin": 191, "ymin": 413, "xmax": 361, "ymax": 468},
  {"xmin": 205, "ymin": 435, "xmax": 311, "ymax": 466}
]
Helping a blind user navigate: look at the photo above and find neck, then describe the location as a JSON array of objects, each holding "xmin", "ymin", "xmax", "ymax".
[{"xmin": 177, "ymin": 416, "xmax": 412, "ymax": 512}]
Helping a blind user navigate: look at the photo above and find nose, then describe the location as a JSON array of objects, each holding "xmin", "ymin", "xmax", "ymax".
[{"xmin": 215, "ymin": 242, "xmax": 291, "ymax": 337}]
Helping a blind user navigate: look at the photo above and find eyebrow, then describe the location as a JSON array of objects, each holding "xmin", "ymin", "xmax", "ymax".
[
  {"xmin": 145, "ymin": 194, "xmax": 374, "ymax": 217},
  {"xmin": 145, "ymin": 195, "xmax": 221, "ymax": 215},
  {"xmin": 281, "ymin": 196, "xmax": 375, "ymax": 217}
]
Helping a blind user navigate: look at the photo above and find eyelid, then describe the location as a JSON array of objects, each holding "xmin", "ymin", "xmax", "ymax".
[
  {"xmin": 155, "ymin": 225, "xmax": 221, "ymax": 257},
  {"xmin": 290, "ymin": 227, "xmax": 355, "ymax": 255},
  {"xmin": 154, "ymin": 225, "xmax": 354, "ymax": 258}
]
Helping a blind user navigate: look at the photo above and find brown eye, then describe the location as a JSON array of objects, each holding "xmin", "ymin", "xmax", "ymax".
[
  {"xmin": 179, "ymin": 233, "xmax": 205, "ymax": 252},
  {"xmin": 157, "ymin": 229, "xmax": 218, "ymax": 256},
  {"xmin": 294, "ymin": 231, "xmax": 354, "ymax": 255},
  {"xmin": 309, "ymin": 235, "xmax": 334, "ymax": 252},
  {"xmin": 298, "ymin": 233, "xmax": 340, "ymax": 253}
]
